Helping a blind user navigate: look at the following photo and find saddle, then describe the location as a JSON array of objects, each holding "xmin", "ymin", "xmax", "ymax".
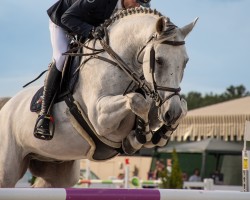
[{"xmin": 30, "ymin": 45, "xmax": 81, "ymax": 112}]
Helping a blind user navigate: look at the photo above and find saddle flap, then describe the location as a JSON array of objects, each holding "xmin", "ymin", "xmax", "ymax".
[
  {"xmin": 30, "ymin": 87, "xmax": 44, "ymax": 112},
  {"xmin": 30, "ymin": 45, "xmax": 81, "ymax": 113}
]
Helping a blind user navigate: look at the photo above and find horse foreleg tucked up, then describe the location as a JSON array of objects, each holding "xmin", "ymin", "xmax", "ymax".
[
  {"xmin": 90, "ymin": 93, "xmax": 152, "ymax": 155},
  {"xmin": 144, "ymin": 98, "xmax": 188, "ymax": 148},
  {"xmin": 122, "ymin": 93, "xmax": 152, "ymax": 154}
]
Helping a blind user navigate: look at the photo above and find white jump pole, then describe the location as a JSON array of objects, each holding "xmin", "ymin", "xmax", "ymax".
[
  {"xmin": 0, "ymin": 188, "xmax": 250, "ymax": 200},
  {"xmin": 243, "ymin": 121, "xmax": 250, "ymax": 192}
]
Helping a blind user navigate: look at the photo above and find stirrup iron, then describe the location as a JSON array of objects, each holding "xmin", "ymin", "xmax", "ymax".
[{"xmin": 33, "ymin": 114, "xmax": 55, "ymax": 140}]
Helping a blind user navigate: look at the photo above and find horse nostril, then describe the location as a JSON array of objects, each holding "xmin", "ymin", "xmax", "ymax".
[{"xmin": 164, "ymin": 112, "xmax": 171, "ymax": 123}]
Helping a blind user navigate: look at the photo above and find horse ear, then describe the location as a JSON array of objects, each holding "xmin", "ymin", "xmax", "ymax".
[
  {"xmin": 180, "ymin": 17, "xmax": 199, "ymax": 38},
  {"xmin": 156, "ymin": 17, "xmax": 170, "ymax": 34}
]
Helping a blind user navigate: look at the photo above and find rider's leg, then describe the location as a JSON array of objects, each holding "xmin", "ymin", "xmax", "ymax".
[
  {"xmin": 33, "ymin": 63, "xmax": 62, "ymax": 140},
  {"xmin": 33, "ymin": 20, "xmax": 69, "ymax": 140}
]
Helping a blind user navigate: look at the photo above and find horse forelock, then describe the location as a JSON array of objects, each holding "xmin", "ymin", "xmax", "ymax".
[{"xmin": 160, "ymin": 24, "xmax": 178, "ymax": 37}]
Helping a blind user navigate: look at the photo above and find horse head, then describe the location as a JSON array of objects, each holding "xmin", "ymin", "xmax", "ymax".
[{"xmin": 140, "ymin": 16, "xmax": 198, "ymax": 131}]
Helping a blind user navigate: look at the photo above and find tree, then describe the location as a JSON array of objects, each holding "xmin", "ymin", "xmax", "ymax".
[
  {"xmin": 183, "ymin": 84, "xmax": 249, "ymax": 110},
  {"xmin": 159, "ymin": 148, "xmax": 183, "ymax": 189},
  {"xmin": 182, "ymin": 92, "xmax": 203, "ymax": 110},
  {"xmin": 224, "ymin": 85, "xmax": 249, "ymax": 99},
  {"xmin": 159, "ymin": 167, "xmax": 170, "ymax": 188},
  {"xmin": 169, "ymin": 148, "xmax": 183, "ymax": 189}
]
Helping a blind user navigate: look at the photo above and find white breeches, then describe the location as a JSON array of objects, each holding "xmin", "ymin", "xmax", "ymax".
[{"xmin": 49, "ymin": 19, "xmax": 70, "ymax": 72}]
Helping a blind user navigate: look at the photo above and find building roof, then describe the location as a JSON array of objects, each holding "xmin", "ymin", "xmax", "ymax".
[{"xmin": 188, "ymin": 96, "xmax": 250, "ymax": 116}]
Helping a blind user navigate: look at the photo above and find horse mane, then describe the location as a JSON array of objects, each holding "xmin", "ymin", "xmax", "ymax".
[
  {"xmin": 101, "ymin": 7, "xmax": 178, "ymax": 40},
  {"xmin": 102, "ymin": 7, "xmax": 163, "ymax": 28}
]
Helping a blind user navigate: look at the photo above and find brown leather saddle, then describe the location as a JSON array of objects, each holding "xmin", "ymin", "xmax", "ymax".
[{"xmin": 30, "ymin": 49, "xmax": 80, "ymax": 112}]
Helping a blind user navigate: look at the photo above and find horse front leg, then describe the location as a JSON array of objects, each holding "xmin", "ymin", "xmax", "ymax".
[
  {"xmin": 144, "ymin": 126, "xmax": 175, "ymax": 148},
  {"xmin": 144, "ymin": 98, "xmax": 187, "ymax": 148},
  {"xmin": 122, "ymin": 93, "xmax": 152, "ymax": 154},
  {"xmin": 91, "ymin": 93, "xmax": 152, "ymax": 154}
]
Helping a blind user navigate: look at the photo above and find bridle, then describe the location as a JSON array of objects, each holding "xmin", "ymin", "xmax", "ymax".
[
  {"xmin": 57, "ymin": 21, "xmax": 187, "ymax": 145},
  {"xmin": 137, "ymin": 33, "xmax": 185, "ymax": 106},
  {"xmin": 62, "ymin": 28, "xmax": 186, "ymax": 107}
]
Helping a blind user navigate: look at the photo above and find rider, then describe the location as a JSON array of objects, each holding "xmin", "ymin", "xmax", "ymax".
[{"xmin": 34, "ymin": 0, "xmax": 151, "ymax": 140}]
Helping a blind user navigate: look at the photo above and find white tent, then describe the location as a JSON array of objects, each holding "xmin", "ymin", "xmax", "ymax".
[{"xmin": 174, "ymin": 97, "xmax": 250, "ymax": 141}]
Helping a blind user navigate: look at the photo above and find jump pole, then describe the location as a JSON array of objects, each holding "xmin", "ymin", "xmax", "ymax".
[{"xmin": 0, "ymin": 188, "xmax": 250, "ymax": 200}]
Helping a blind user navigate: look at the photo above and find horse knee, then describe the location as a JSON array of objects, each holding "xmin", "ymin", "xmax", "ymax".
[
  {"xmin": 96, "ymin": 112, "xmax": 124, "ymax": 136},
  {"xmin": 126, "ymin": 93, "xmax": 151, "ymax": 117}
]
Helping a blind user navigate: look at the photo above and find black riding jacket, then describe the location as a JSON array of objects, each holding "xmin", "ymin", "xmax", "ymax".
[{"xmin": 47, "ymin": 0, "xmax": 119, "ymax": 37}]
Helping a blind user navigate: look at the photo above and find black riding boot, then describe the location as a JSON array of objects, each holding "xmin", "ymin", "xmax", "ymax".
[{"xmin": 33, "ymin": 62, "xmax": 62, "ymax": 140}]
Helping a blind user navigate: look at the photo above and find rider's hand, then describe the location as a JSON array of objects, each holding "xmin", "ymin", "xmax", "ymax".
[{"xmin": 92, "ymin": 26, "xmax": 105, "ymax": 39}]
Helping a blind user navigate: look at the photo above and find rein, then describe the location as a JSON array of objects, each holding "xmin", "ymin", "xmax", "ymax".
[
  {"xmin": 62, "ymin": 28, "xmax": 185, "ymax": 107},
  {"xmin": 98, "ymin": 35, "xmax": 185, "ymax": 107}
]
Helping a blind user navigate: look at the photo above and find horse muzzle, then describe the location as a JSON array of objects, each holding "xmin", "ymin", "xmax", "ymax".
[{"xmin": 158, "ymin": 95, "xmax": 187, "ymax": 125}]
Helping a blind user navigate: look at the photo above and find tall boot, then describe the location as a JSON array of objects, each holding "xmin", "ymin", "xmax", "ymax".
[{"xmin": 33, "ymin": 62, "xmax": 62, "ymax": 140}]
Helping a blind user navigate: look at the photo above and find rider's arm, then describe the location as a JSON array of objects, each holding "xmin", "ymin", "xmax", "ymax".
[{"xmin": 61, "ymin": 0, "xmax": 98, "ymax": 37}]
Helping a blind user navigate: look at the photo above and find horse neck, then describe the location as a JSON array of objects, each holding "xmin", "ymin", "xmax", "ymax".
[
  {"xmin": 107, "ymin": 14, "xmax": 159, "ymax": 60},
  {"xmin": 74, "ymin": 14, "xmax": 159, "ymax": 104}
]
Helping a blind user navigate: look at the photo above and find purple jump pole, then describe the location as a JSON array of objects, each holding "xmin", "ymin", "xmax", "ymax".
[
  {"xmin": 66, "ymin": 188, "xmax": 160, "ymax": 200},
  {"xmin": 0, "ymin": 188, "xmax": 250, "ymax": 200}
]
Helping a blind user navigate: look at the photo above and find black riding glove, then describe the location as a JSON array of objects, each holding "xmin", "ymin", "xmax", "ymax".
[{"xmin": 92, "ymin": 26, "xmax": 105, "ymax": 39}]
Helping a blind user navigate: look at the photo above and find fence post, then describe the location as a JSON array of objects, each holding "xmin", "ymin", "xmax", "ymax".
[
  {"xmin": 124, "ymin": 158, "xmax": 130, "ymax": 188},
  {"xmin": 243, "ymin": 121, "xmax": 250, "ymax": 192},
  {"xmin": 203, "ymin": 178, "xmax": 214, "ymax": 190}
]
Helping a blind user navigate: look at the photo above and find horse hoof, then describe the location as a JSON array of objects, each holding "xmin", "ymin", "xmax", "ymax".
[{"xmin": 122, "ymin": 138, "xmax": 138, "ymax": 155}]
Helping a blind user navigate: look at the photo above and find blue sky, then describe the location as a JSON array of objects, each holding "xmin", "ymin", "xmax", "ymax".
[{"xmin": 0, "ymin": 0, "xmax": 249, "ymax": 97}]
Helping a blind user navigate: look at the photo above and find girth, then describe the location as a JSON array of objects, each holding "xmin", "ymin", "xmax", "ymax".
[{"xmin": 64, "ymin": 93, "xmax": 123, "ymax": 160}]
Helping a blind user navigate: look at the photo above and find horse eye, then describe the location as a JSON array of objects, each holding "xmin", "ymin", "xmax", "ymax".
[{"xmin": 155, "ymin": 57, "xmax": 163, "ymax": 65}]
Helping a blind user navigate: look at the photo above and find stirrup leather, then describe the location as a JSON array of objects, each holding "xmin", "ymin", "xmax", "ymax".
[{"xmin": 34, "ymin": 114, "xmax": 55, "ymax": 140}]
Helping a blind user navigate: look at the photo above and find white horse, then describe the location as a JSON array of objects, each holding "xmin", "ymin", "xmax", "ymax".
[
  {"xmin": 0, "ymin": 97, "xmax": 10, "ymax": 110},
  {"xmin": 0, "ymin": 8, "xmax": 197, "ymax": 187}
]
